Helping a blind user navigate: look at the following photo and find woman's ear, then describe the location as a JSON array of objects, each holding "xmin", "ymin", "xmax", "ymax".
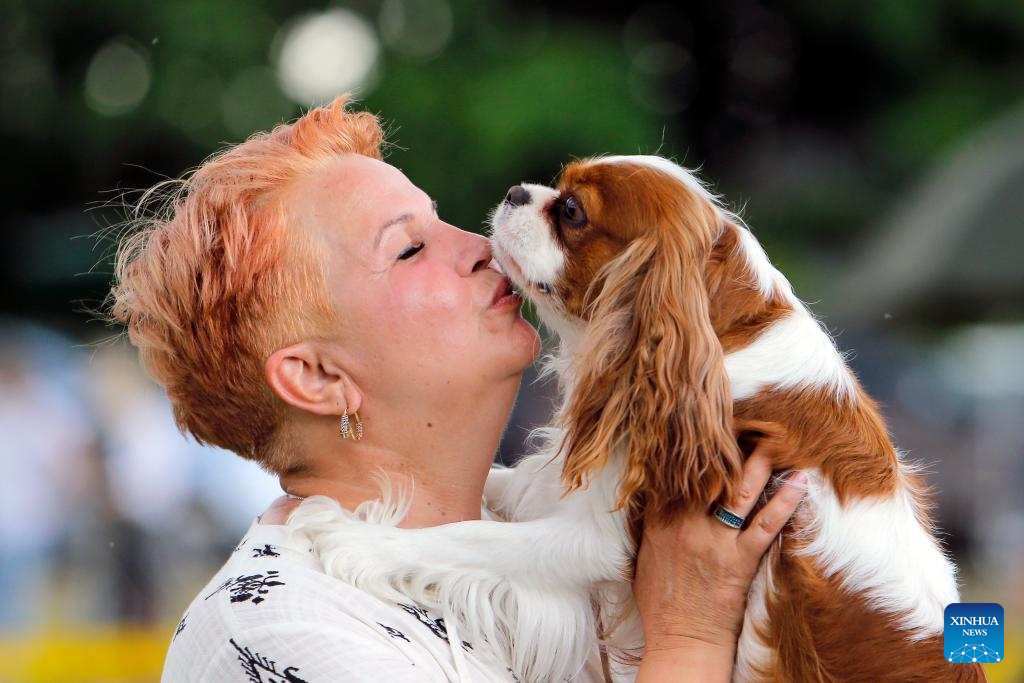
[
  {"xmin": 560, "ymin": 211, "xmax": 743, "ymax": 521},
  {"xmin": 265, "ymin": 342, "xmax": 362, "ymax": 416}
]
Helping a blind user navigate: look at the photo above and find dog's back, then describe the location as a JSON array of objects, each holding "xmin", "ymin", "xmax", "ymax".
[{"xmin": 709, "ymin": 220, "xmax": 986, "ymax": 682}]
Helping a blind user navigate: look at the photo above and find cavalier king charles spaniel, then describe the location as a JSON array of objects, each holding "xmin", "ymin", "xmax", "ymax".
[{"xmin": 289, "ymin": 156, "xmax": 983, "ymax": 682}]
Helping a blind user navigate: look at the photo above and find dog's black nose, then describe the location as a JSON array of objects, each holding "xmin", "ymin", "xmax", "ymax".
[{"xmin": 505, "ymin": 185, "xmax": 531, "ymax": 207}]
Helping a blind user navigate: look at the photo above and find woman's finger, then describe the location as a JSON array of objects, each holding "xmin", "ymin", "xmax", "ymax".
[
  {"xmin": 736, "ymin": 471, "xmax": 808, "ymax": 560},
  {"xmin": 724, "ymin": 444, "xmax": 774, "ymax": 519},
  {"xmin": 709, "ymin": 442, "xmax": 775, "ymax": 540}
]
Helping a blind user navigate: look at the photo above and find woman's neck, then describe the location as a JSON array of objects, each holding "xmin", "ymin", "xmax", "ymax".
[
  {"xmin": 280, "ymin": 444, "xmax": 490, "ymax": 527},
  {"xmin": 277, "ymin": 378, "xmax": 518, "ymax": 528}
]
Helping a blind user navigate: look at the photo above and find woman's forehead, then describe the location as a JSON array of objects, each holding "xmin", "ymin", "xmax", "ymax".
[{"xmin": 291, "ymin": 155, "xmax": 422, "ymax": 245}]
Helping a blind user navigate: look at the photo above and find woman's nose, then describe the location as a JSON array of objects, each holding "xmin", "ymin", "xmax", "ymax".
[{"xmin": 463, "ymin": 232, "xmax": 493, "ymax": 274}]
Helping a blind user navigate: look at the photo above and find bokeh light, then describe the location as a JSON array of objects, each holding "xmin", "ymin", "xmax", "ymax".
[
  {"xmin": 723, "ymin": 5, "xmax": 795, "ymax": 125},
  {"xmin": 84, "ymin": 37, "xmax": 151, "ymax": 116},
  {"xmin": 221, "ymin": 65, "xmax": 296, "ymax": 141},
  {"xmin": 158, "ymin": 57, "xmax": 223, "ymax": 141},
  {"xmin": 0, "ymin": 6, "xmax": 58, "ymax": 136},
  {"xmin": 274, "ymin": 9, "xmax": 380, "ymax": 106},
  {"xmin": 630, "ymin": 41, "xmax": 699, "ymax": 114},
  {"xmin": 623, "ymin": 3, "xmax": 694, "ymax": 58},
  {"xmin": 379, "ymin": 0, "xmax": 454, "ymax": 61},
  {"xmin": 624, "ymin": 4, "xmax": 699, "ymax": 114}
]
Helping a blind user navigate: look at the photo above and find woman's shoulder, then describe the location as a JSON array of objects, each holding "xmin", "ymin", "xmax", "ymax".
[
  {"xmin": 163, "ymin": 520, "xmax": 412, "ymax": 679},
  {"xmin": 161, "ymin": 519, "xmax": 525, "ymax": 682},
  {"xmin": 167, "ymin": 518, "xmax": 406, "ymax": 636}
]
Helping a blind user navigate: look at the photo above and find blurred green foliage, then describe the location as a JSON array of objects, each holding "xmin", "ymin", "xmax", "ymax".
[{"xmin": 1, "ymin": 0, "xmax": 1022, "ymax": 328}]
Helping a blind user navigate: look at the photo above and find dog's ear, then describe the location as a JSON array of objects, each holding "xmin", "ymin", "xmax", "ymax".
[{"xmin": 560, "ymin": 205, "xmax": 743, "ymax": 520}]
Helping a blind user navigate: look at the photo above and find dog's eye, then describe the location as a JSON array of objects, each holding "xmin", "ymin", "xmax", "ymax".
[{"xmin": 561, "ymin": 196, "xmax": 587, "ymax": 226}]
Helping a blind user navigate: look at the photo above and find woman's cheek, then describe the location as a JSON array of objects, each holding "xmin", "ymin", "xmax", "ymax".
[
  {"xmin": 401, "ymin": 269, "xmax": 468, "ymax": 314},
  {"xmin": 391, "ymin": 278, "xmax": 475, "ymax": 343}
]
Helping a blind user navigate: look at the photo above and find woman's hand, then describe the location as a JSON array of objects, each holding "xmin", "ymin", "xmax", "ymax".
[{"xmin": 633, "ymin": 444, "xmax": 807, "ymax": 682}]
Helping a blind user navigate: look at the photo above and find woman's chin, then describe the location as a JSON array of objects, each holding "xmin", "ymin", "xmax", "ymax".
[
  {"xmin": 519, "ymin": 319, "xmax": 543, "ymax": 366},
  {"xmin": 501, "ymin": 316, "xmax": 542, "ymax": 371}
]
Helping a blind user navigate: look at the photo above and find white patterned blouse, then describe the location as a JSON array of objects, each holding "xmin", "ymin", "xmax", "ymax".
[{"xmin": 161, "ymin": 516, "xmax": 605, "ymax": 682}]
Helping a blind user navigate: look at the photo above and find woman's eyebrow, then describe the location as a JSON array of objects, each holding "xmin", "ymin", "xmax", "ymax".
[
  {"xmin": 372, "ymin": 200, "xmax": 438, "ymax": 250},
  {"xmin": 373, "ymin": 213, "xmax": 413, "ymax": 250}
]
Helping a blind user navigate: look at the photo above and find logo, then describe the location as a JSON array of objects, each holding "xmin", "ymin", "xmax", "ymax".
[{"xmin": 944, "ymin": 603, "xmax": 1004, "ymax": 664}]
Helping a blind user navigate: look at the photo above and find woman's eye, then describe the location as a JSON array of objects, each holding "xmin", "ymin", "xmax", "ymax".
[
  {"xmin": 561, "ymin": 196, "xmax": 586, "ymax": 225},
  {"xmin": 397, "ymin": 243, "xmax": 424, "ymax": 260}
]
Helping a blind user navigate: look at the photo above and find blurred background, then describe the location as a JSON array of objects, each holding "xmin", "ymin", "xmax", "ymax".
[{"xmin": 1, "ymin": 0, "xmax": 1021, "ymax": 680}]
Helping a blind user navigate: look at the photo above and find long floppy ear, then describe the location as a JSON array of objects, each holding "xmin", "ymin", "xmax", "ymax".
[{"xmin": 560, "ymin": 208, "xmax": 743, "ymax": 520}]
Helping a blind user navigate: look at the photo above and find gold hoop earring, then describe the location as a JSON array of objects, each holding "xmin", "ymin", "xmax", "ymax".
[{"xmin": 339, "ymin": 410, "xmax": 364, "ymax": 441}]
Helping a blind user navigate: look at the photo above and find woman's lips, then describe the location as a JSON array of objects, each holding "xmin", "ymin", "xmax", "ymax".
[{"xmin": 490, "ymin": 275, "xmax": 522, "ymax": 309}]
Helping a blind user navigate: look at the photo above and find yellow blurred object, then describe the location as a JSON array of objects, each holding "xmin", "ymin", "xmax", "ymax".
[
  {"xmin": 0, "ymin": 622, "xmax": 1018, "ymax": 682},
  {"xmin": 982, "ymin": 625, "xmax": 1022, "ymax": 683},
  {"xmin": 0, "ymin": 625, "xmax": 169, "ymax": 683}
]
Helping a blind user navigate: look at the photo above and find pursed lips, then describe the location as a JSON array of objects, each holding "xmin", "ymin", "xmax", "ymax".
[{"xmin": 489, "ymin": 275, "xmax": 520, "ymax": 309}]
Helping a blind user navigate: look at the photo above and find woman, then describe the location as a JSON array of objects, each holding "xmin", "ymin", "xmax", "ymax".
[{"xmin": 110, "ymin": 95, "xmax": 806, "ymax": 682}]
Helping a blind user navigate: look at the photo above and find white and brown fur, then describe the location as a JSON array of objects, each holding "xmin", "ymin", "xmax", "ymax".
[{"xmin": 288, "ymin": 156, "xmax": 985, "ymax": 682}]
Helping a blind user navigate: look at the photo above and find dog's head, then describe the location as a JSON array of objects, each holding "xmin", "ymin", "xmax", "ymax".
[{"xmin": 490, "ymin": 155, "xmax": 747, "ymax": 518}]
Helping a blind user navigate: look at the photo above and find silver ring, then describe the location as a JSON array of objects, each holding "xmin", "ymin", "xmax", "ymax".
[{"xmin": 714, "ymin": 505, "xmax": 745, "ymax": 529}]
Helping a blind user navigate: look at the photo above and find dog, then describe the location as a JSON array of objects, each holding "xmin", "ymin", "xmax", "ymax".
[{"xmin": 289, "ymin": 155, "xmax": 985, "ymax": 682}]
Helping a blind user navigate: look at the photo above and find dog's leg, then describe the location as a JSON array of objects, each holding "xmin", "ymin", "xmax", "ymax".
[
  {"xmin": 293, "ymin": 509, "xmax": 631, "ymax": 591},
  {"xmin": 482, "ymin": 464, "xmax": 517, "ymax": 518},
  {"xmin": 291, "ymin": 503, "xmax": 630, "ymax": 683}
]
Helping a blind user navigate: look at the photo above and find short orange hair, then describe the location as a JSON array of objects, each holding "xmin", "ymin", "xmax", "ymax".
[{"xmin": 109, "ymin": 94, "xmax": 384, "ymax": 472}]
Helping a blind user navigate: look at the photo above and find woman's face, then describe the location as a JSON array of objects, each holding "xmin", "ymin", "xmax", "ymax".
[{"xmin": 289, "ymin": 154, "xmax": 540, "ymax": 409}]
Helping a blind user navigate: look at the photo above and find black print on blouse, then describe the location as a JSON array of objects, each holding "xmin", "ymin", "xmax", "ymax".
[
  {"xmin": 205, "ymin": 570, "xmax": 285, "ymax": 605},
  {"xmin": 252, "ymin": 544, "xmax": 281, "ymax": 558},
  {"xmin": 229, "ymin": 638, "xmax": 309, "ymax": 683},
  {"xmin": 397, "ymin": 603, "xmax": 472, "ymax": 651},
  {"xmin": 377, "ymin": 622, "xmax": 411, "ymax": 643},
  {"xmin": 172, "ymin": 612, "xmax": 188, "ymax": 641},
  {"xmin": 507, "ymin": 667, "xmax": 522, "ymax": 682},
  {"xmin": 233, "ymin": 537, "xmax": 249, "ymax": 554}
]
